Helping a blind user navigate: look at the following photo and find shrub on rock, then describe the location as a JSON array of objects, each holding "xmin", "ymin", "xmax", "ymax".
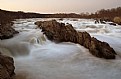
[{"xmin": 113, "ymin": 17, "xmax": 121, "ymax": 25}]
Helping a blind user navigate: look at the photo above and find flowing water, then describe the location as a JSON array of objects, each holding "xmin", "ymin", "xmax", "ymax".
[{"xmin": 0, "ymin": 18, "xmax": 121, "ymax": 79}]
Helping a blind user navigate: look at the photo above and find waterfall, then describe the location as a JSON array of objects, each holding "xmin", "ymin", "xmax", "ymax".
[{"xmin": 0, "ymin": 19, "xmax": 47, "ymax": 57}]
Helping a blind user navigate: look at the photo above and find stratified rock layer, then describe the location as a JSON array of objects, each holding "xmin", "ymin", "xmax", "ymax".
[{"xmin": 35, "ymin": 20, "xmax": 117, "ymax": 59}]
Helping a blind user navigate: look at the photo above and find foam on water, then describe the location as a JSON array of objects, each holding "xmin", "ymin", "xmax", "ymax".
[{"xmin": 1, "ymin": 18, "xmax": 121, "ymax": 79}]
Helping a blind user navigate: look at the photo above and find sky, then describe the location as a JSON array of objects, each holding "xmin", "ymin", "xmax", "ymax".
[{"xmin": 0, "ymin": 0, "xmax": 121, "ymax": 13}]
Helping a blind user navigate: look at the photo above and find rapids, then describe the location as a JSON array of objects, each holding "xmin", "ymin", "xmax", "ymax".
[{"xmin": 0, "ymin": 18, "xmax": 121, "ymax": 79}]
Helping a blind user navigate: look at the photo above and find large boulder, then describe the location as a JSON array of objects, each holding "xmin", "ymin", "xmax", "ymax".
[
  {"xmin": 0, "ymin": 54, "xmax": 15, "ymax": 79},
  {"xmin": 35, "ymin": 20, "xmax": 117, "ymax": 59},
  {"xmin": 0, "ymin": 22, "xmax": 19, "ymax": 40},
  {"xmin": 36, "ymin": 20, "xmax": 79, "ymax": 43}
]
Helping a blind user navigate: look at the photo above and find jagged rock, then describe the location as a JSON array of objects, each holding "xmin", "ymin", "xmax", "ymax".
[
  {"xmin": 89, "ymin": 37, "xmax": 116, "ymax": 59},
  {"xmin": 35, "ymin": 20, "xmax": 117, "ymax": 59},
  {"xmin": 79, "ymin": 32, "xmax": 91, "ymax": 48},
  {"xmin": 36, "ymin": 20, "xmax": 79, "ymax": 43},
  {"xmin": 0, "ymin": 54, "xmax": 15, "ymax": 79},
  {"xmin": 0, "ymin": 22, "xmax": 19, "ymax": 40}
]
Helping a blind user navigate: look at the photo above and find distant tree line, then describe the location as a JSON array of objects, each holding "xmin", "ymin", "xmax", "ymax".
[
  {"xmin": 89, "ymin": 7, "xmax": 121, "ymax": 21},
  {"xmin": 0, "ymin": 7, "xmax": 121, "ymax": 24},
  {"xmin": 0, "ymin": 9, "xmax": 43, "ymax": 24}
]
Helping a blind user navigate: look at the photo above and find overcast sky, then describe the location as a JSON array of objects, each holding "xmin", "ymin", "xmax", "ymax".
[{"xmin": 0, "ymin": 0, "xmax": 121, "ymax": 13}]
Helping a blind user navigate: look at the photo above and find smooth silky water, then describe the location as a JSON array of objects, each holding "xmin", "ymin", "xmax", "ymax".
[{"xmin": 1, "ymin": 18, "xmax": 121, "ymax": 79}]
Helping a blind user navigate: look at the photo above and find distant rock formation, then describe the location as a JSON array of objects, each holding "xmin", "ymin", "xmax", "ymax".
[
  {"xmin": 94, "ymin": 19, "xmax": 117, "ymax": 26},
  {"xmin": 35, "ymin": 20, "xmax": 117, "ymax": 59},
  {"xmin": 0, "ymin": 22, "xmax": 19, "ymax": 40},
  {"xmin": 0, "ymin": 53, "xmax": 15, "ymax": 79}
]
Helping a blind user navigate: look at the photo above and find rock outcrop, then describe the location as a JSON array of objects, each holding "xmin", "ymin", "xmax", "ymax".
[
  {"xmin": 0, "ymin": 21, "xmax": 16, "ymax": 79},
  {"xmin": 0, "ymin": 22, "xmax": 19, "ymax": 40},
  {"xmin": 0, "ymin": 53, "xmax": 15, "ymax": 79},
  {"xmin": 35, "ymin": 20, "xmax": 117, "ymax": 59}
]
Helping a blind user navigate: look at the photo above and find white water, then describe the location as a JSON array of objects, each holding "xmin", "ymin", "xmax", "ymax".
[{"xmin": 0, "ymin": 18, "xmax": 121, "ymax": 79}]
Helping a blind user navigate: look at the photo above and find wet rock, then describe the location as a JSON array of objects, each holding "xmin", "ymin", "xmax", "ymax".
[
  {"xmin": 0, "ymin": 54, "xmax": 15, "ymax": 79},
  {"xmin": 35, "ymin": 20, "xmax": 117, "ymax": 59},
  {"xmin": 108, "ymin": 22, "xmax": 117, "ymax": 26},
  {"xmin": 89, "ymin": 37, "xmax": 116, "ymax": 59},
  {"xmin": 58, "ymin": 18, "xmax": 63, "ymax": 21},
  {"xmin": 0, "ymin": 22, "xmax": 19, "ymax": 40}
]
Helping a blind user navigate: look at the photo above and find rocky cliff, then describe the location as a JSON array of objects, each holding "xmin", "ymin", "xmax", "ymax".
[{"xmin": 35, "ymin": 20, "xmax": 117, "ymax": 59}]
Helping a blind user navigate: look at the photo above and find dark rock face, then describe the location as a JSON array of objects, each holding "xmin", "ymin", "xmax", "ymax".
[
  {"xmin": 36, "ymin": 20, "xmax": 79, "ymax": 43},
  {"xmin": 35, "ymin": 20, "xmax": 117, "ymax": 59},
  {"xmin": 0, "ymin": 54, "xmax": 15, "ymax": 79},
  {"xmin": 0, "ymin": 22, "xmax": 19, "ymax": 40},
  {"xmin": 89, "ymin": 37, "xmax": 116, "ymax": 59}
]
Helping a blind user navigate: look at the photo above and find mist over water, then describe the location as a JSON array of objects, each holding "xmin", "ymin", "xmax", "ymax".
[{"xmin": 1, "ymin": 18, "xmax": 121, "ymax": 79}]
